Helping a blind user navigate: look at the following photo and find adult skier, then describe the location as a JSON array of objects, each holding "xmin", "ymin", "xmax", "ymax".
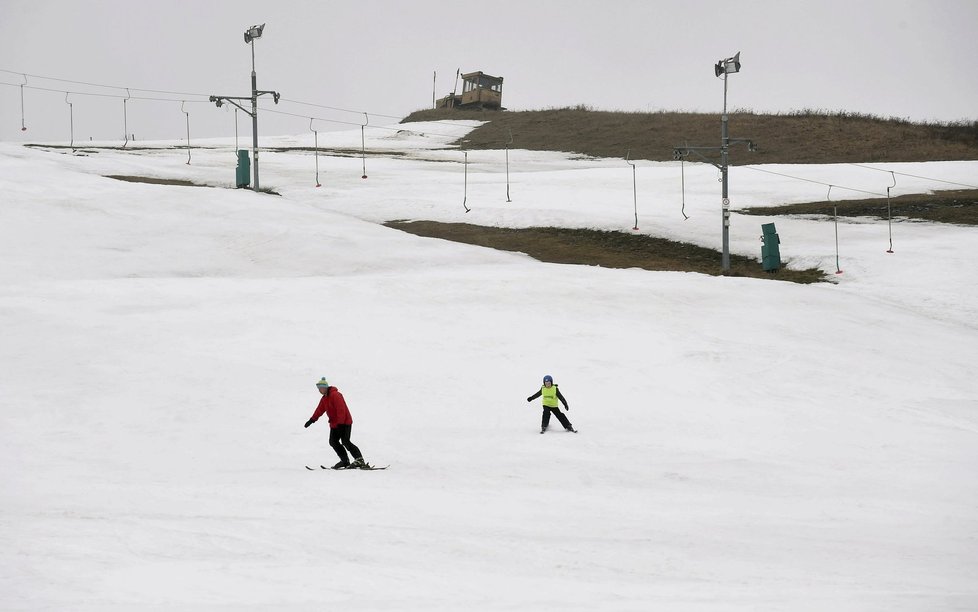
[
  {"xmin": 304, "ymin": 377, "xmax": 367, "ymax": 469},
  {"xmin": 526, "ymin": 374, "xmax": 577, "ymax": 434}
]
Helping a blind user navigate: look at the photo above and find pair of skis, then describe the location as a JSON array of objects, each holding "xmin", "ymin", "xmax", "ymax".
[{"xmin": 305, "ymin": 464, "xmax": 389, "ymax": 471}]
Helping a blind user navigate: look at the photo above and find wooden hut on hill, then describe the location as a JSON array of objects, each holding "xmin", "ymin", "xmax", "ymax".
[{"xmin": 436, "ymin": 71, "xmax": 504, "ymax": 110}]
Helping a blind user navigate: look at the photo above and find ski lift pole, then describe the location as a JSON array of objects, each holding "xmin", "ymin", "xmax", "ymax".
[
  {"xmin": 829, "ymin": 185, "xmax": 842, "ymax": 274},
  {"xmin": 626, "ymin": 149, "xmax": 638, "ymax": 230},
  {"xmin": 20, "ymin": 74, "xmax": 27, "ymax": 132},
  {"xmin": 182, "ymin": 101, "xmax": 191, "ymax": 165},
  {"xmin": 462, "ymin": 151, "xmax": 470, "ymax": 213},
  {"xmin": 310, "ymin": 118, "xmax": 321, "ymax": 187},
  {"xmin": 65, "ymin": 92, "xmax": 73, "ymax": 150},
  {"xmin": 680, "ymin": 147, "xmax": 689, "ymax": 220},
  {"xmin": 361, "ymin": 112, "xmax": 369, "ymax": 179},
  {"xmin": 122, "ymin": 88, "xmax": 130, "ymax": 148},
  {"xmin": 505, "ymin": 129, "xmax": 513, "ymax": 202},
  {"xmin": 886, "ymin": 171, "xmax": 896, "ymax": 253}
]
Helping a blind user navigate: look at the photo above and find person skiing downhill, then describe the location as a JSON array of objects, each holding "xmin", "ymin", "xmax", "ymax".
[
  {"xmin": 304, "ymin": 377, "xmax": 367, "ymax": 469},
  {"xmin": 527, "ymin": 374, "xmax": 577, "ymax": 434}
]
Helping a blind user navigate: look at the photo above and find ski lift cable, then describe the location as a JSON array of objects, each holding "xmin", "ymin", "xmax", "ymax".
[
  {"xmin": 0, "ymin": 81, "xmax": 212, "ymax": 104},
  {"xmin": 1, "ymin": 69, "xmax": 405, "ymax": 123},
  {"xmin": 1, "ymin": 69, "xmax": 476, "ymax": 136},
  {"xmin": 279, "ymin": 97, "xmax": 401, "ymax": 121},
  {"xmin": 741, "ymin": 166, "xmax": 887, "ymax": 197},
  {"xmin": 260, "ymin": 106, "xmax": 471, "ymax": 140},
  {"xmin": 848, "ymin": 162, "xmax": 978, "ymax": 189},
  {"xmin": 0, "ymin": 68, "xmax": 210, "ymax": 99}
]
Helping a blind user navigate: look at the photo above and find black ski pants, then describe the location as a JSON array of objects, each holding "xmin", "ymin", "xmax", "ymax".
[
  {"xmin": 542, "ymin": 406, "xmax": 573, "ymax": 431},
  {"xmin": 329, "ymin": 424, "xmax": 362, "ymax": 463}
]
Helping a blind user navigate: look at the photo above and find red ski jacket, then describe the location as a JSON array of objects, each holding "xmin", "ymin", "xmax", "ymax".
[{"xmin": 309, "ymin": 387, "xmax": 353, "ymax": 428}]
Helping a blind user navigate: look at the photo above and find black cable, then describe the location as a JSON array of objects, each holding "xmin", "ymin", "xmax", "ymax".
[{"xmin": 848, "ymin": 162, "xmax": 978, "ymax": 190}]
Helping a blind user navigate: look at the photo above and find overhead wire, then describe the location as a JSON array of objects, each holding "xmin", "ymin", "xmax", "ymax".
[
  {"xmin": 847, "ymin": 162, "xmax": 978, "ymax": 189},
  {"xmin": 1, "ymin": 68, "xmax": 413, "ymax": 128},
  {"xmin": 0, "ymin": 81, "xmax": 211, "ymax": 104},
  {"xmin": 257, "ymin": 105, "xmax": 471, "ymax": 140},
  {"xmin": 741, "ymin": 163, "xmax": 977, "ymax": 198},
  {"xmin": 280, "ymin": 97, "xmax": 401, "ymax": 121},
  {"xmin": 1, "ymin": 79, "xmax": 468, "ymax": 140},
  {"xmin": 3, "ymin": 67, "xmax": 492, "ymax": 132},
  {"xmin": 739, "ymin": 165, "xmax": 887, "ymax": 198},
  {"xmin": 0, "ymin": 68, "xmax": 212, "ymax": 99}
]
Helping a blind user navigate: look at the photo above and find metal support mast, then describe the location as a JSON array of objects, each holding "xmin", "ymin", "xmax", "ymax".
[{"xmin": 209, "ymin": 24, "xmax": 280, "ymax": 193}]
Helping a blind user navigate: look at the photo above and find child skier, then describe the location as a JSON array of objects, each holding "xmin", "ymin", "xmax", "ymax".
[
  {"xmin": 526, "ymin": 374, "xmax": 577, "ymax": 434},
  {"xmin": 304, "ymin": 377, "xmax": 368, "ymax": 469}
]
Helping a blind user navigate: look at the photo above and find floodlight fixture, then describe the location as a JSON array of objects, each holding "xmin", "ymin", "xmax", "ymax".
[
  {"xmin": 714, "ymin": 51, "xmax": 741, "ymax": 77},
  {"xmin": 244, "ymin": 23, "xmax": 265, "ymax": 44}
]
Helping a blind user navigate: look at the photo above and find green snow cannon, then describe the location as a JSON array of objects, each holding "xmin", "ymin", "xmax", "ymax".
[
  {"xmin": 761, "ymin": 222, "xmax": 781, "ymax": 272},
  {"xmin": 235, "ymin": 149, "xmax": 250, "ymax": 188}
]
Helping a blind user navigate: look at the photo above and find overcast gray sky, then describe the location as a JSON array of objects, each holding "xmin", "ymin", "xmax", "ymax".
[{"xmin": 1, "ymin": 0, "xmax": 976, "ymax": 143}]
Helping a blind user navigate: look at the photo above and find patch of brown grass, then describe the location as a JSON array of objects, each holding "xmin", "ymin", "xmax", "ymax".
[
  {"xmin": 403, "ymin": 108, "xmax": 978, "ymax": 165},
  {"xmin": 741, "ymin": 189, "xmax": 978, "ymax": 225},
  {"xmin": 106, "ymin": 175, "xmax": 204, "ymax": 187},
  {"xmin": 105, "ymin": 175, "xmax": 280, "ymax": 195},
  {"xmin": 385, "ymin": 221, "xmax": 828, "ymax": 284}
]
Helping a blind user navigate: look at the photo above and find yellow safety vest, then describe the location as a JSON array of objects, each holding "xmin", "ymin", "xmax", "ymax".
[{"xmin": 540, "ymin": 385, "xmax": 559, "ymax": 408}]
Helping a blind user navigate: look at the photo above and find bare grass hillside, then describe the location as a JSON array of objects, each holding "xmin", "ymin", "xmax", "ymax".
[{"xmin": 403, "ymin": 107, "xmax": 978, "ymax": 165}]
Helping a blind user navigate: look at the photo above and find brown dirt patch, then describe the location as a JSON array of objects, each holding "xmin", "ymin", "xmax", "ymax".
[
  {"xmin": 403, "ymin": 108, "xmax": 978, "ymax": 165},
  {"xmin": 385, "ymin": 221, "xmax": 828, "ymax": 284},
  {"xmin": 741, "ymin": 189, "xmax": 978, "ymax": 225},
  {"xmin": 106, "ymin": 175, "xmax": 205, "ymax": 187}
]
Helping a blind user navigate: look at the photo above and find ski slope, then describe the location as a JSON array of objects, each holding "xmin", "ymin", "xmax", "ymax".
[{"xmin": 1, "ymin": 122, "xmax": 977, "ymax": 611}]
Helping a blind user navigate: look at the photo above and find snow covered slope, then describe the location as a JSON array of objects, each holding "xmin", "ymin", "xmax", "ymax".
[{"xmin": 1, "ymin": 124, "xmax": 976, "ymax": 611}]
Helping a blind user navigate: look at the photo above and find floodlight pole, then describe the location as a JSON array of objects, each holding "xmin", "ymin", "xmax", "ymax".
[
  {"xmin": 250, "ymin": 37, "xmax": 260, "ymax": 190},
  {"xmin": 720, "ymin": 72, "xmax": 731, "ymax": 271},
  {"xmin": 208, "ymin": 24, "xmax": 279, "ymax": 193},
  {"xmin": 671, "ymin": 52, "xmax": 754, "ymax": 274}
]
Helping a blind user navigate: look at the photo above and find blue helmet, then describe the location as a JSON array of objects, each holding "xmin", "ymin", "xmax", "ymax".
[{"xmin": 543, "ymin": 375, "xmax": 553, "ymax": 384}]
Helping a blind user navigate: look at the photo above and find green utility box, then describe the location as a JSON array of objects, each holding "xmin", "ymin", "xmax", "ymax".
[
  {"xmin": 761, "ymin": 222, "xmax": 781, "ymax": 272},
  {"xmin": 235, "ymin": 149, "xmax": 250, "ymax": 188}
]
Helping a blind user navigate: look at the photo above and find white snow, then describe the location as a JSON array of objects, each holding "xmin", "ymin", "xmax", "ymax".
[{"xmin": 1, "ymin": 121, "xmax": 977, "ymax": 611}]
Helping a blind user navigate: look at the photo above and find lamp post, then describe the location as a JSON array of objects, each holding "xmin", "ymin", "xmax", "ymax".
[
  {"xmin": 245, "ymin": 24, "xmax": 263, "ymax": 191},
  {"xmin": 672, "ymin": 52, "xmax": 755, "ymax": 273},
  {"xmin": 209, "ymin": 23, "xmax": 280, "ymax": 192},
  {"xmin": 715, "ymin": 52, "xmax": 741, "ymax": 272}
]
